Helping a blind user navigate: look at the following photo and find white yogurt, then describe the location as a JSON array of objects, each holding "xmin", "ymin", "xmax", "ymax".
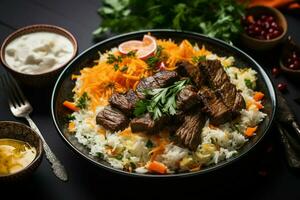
[{"xmin": 5, "ymin": 32, "xmax": 74, "ymax": 74}]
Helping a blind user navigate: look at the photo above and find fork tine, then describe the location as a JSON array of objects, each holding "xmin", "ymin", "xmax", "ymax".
[
  {"xmin": 6, "ymin": 73, "xmax": 28, "ymax": 103},
  {"xmin": 3, "ymin": 73, "xmax": 24, "ymax": 107},
  {"xmin": 2, "ymin": 74, "xmax": 19, "ymax": 108}
]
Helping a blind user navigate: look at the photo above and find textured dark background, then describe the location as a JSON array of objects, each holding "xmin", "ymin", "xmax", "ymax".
[{"xmin": 0, "ymin": 0, "xmax": 299, "ymax": 199}]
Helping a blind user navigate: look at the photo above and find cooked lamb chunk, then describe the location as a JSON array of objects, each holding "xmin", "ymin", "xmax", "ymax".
[
  {"xmin": 136, "ymin": 70, "xmax": 179, "ymax": 98},
  {"xmin": 198, "ymin": 86, "xmax": 231, "ymax": 125},
  {"xmin": 96, "ymin": 106, "xmax": 129, "ymax": 132},
  {"xmin": 130, "ymin": 113, "xmax": 168, "ymax": 133},
  {"xmin": 174, "ymin": 110, "xmax": 205, "ymax": 151},
  {"xmin": 199, "ymin": 60, "xmax": 245, "ymax": 114},
  {"xmin": 152, "ymin": 70, "xmax": 179, "ymax": 87},
  {"xmin": 109, "ymin": 89, "xmax": 139, "ymax": 115},
  {"xmin": 136, "ymin": 76, "xmax": 160, "ymax": 93},
  {"xmin": 176, "ymin": 60, "xmax": 204, "ymax": 88},
  {"xmin": 176, "ymin": 85, "xmax": 199, "ymax": 111},
  {"xmin": 126, "ymin": 89, "xmax": 139, "ymax": 105}
]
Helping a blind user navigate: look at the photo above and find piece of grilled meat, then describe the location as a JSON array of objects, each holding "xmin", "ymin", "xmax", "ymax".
[{"xmin": 96, "ymin": 106, "xmax": 129, "ymax": 132}]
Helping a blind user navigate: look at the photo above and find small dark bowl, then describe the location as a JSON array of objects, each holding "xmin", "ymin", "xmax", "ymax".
[
  {"xmin": 240, "ymin": 6, "xmax": 288, "ymax": 51},
  {"xmin": 0, "ymin": 24, "xmax": 78, "ymax": 88},
  {"xmin": 0, "ymin": 121, "xmax": 43, "ymax": 182},
  {"xmin": 280, "ymin": 36, "xmax": 300, "ymax": 81}
]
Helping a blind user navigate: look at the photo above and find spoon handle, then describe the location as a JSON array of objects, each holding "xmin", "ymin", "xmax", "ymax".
[{"xmin": 25, "ymin": 115, "xmax": 68, "ymax": 181}]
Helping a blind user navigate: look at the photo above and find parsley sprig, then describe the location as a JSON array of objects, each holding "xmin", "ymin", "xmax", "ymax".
[
  {"xmin": 76, "ymin": 92, "xmax": 90, "ymax": 109},
  {"xmin": 134, "ymin": 79, "xmax": 189, "ymax": 120},
  {"xmin": 146, "ymin": 45, "xmax": 164, "ymax": 69},
  {"xmin": 106, "ymin": 51, "xmax": 136, "ymax": 71}
]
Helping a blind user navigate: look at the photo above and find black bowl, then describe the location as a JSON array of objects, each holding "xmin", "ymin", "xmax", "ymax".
[{"xmin": 51, "ymin": 30, "xmax": 276, "ymax": 178}]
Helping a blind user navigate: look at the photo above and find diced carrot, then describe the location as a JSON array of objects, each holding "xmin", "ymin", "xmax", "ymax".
[
  {"xmin": 245, "ymin": 126, "xmax": 257, "ymax": 137},
  {"xmin": 63, "ymin": 101, "xmax": 79, "ymax": 111},
  {"xmin": 254, "ymin": 91, "xmax": 264, "ymax": 101},
  {"xmin": 148, "ymin": 161, "xmax": 167, "ymax": 174},
  {"xmin": 255, "ymin": 101, "xmax": 264, "ymax": 110}
]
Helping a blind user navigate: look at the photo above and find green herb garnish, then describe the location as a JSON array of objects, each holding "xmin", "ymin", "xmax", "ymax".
[
  {"xmin": 133, "ymin": 79, "xmax": 189, "ymax": 120},
  {"xmin": 129, "ymin": 162, "xmax": 136, "ymax": 169},
  {"xmin": 127, "ymin": 50, "xmax": 137, "ymax": 57},
  {"xmin": 76, "ymin": 92, "xmax": 90, "ymax": 109},
  {"xmin": 115, "ymin": 154, "xmax": 123, "ymax": 160},
  {"xmin": 113, "ymin": 63, "xmax": 119, "ymax": 71},
  {"xmin": 93, "ymin": 0, "xmax": 246, "ymax": 43},
  {"xmin": 146, "ymin": 45, "xmax": 164, "ymax": 69},
  {"xmin": 120, "ymin": 65, "xmax": 128, "ymax": 72},
  {"xmin": 146, "ymin": 139, "xmax": 154, "ymax": 148},
  {"xmin": 66, "ymin": 114, "xmax": 75, "ymax": 121},
  {"xmin": 244, "ymin": 79, "xmax": 254, "ymax": 89},
  {"xmin": 133, "ymin": 99, "xmax": 149, "ymax": 117},
  {"xmin": 97, "ymin": 152, "xmax": 104, "ymax": 159},
  {"xmin": 146, "ymin": 56, "xmax": 161, "ymax": 69},
  {"xmin": 192, "ymin": 55, "xmax": 206, "ymax": 64},
  {"xmin": 107, "ymin": 53, "xmax": 122, "ymax": 64}
]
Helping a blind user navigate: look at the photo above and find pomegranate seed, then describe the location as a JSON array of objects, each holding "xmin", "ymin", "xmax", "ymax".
[
  {"xmin": 271, "ymin": 67, "xmax": 280, "ymax": 77},
  {"xmin": 268, "ymin": 28, "xmax": 274, "ymax": 33},
  {"xmin": 257, "ymin": 19, "xmax": 262, "ymax": 25},
  {"xmin": 294, "ymin": 60, "xmax": 299, "ymax": 67},
  {"xmin": 267, "ymin": 16, "xmax": 275, "ymax": 22},
  {"xmin": 264, "ymin": 22, "xmax": 270, "ymax": 29},
  {"xmin": 292, "ymin": 52, "xmax": 297, "ymax": 59},
  {"xmin": 271, "ymin": 22, "xmax": 278, "ymax": 28},
  {"xmin": 254, "ymin": 26, "xmax": 261, "ymax": 34},
  {"xmin": 272, "ymin": 30, "xmax": 280, "ymax": 38},
  {"xmin": 288, "ymin": 58, "xmax": 293, "ymax": 64},
  {"xmin": 289, "ymin": 64, "xmax": 295, "ymax": 69},
  {"xmin": 277, "ymin": 83, "xmax": 287, "ymax": 92}
]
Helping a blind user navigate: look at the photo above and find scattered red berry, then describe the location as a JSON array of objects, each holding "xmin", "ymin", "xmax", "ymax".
[
  {"xmin": 277, "ymin": 83, "xmax": 287, "ymax": 92},
  {"xmin": 271, "ymin": 67, "xmax": 280, "ymax": 77},
  {"xmin": 285, "ymin": 51, "xmax": 300, "ymax": 70}
]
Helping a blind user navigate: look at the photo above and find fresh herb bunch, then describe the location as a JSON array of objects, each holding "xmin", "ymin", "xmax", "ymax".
[
  {"xmin": 93, "ymin": 0, "xmax": 246, "ymax": 42},
  {"xmin": 134, "ymin": 79, "xmax": 189, "ymax": 120}
]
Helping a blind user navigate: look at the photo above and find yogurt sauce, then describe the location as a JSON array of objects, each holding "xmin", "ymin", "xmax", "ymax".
[{"xmin": 5, "ymin": 32, "xmax": 74, "ymax": 74}]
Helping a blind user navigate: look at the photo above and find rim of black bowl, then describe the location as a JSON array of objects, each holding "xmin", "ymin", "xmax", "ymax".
[{"xmin": 51, "ymin": 29, "xmax": 277, "ymax": 178}]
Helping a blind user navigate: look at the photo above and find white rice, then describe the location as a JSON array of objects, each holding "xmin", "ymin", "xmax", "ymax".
[{"xmin": 70, "ymin": 55, "xmax": 267, "ymax": 173}]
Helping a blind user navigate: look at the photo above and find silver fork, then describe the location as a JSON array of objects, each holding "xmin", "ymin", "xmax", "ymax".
[{"xmin": 0, "ymin": 73, "xmax": 68, "ymax": 181}]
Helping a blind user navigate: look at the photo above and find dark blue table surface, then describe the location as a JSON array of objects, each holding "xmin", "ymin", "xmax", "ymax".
[{"xmin": 0, "ymin": 1, "xmax": 300, "ymax": 199}]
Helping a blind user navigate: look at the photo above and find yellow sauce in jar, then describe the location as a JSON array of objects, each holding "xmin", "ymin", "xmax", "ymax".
[{"xmin": 0, "ymin": 138, "xmax": 37, "ymax": 175}]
